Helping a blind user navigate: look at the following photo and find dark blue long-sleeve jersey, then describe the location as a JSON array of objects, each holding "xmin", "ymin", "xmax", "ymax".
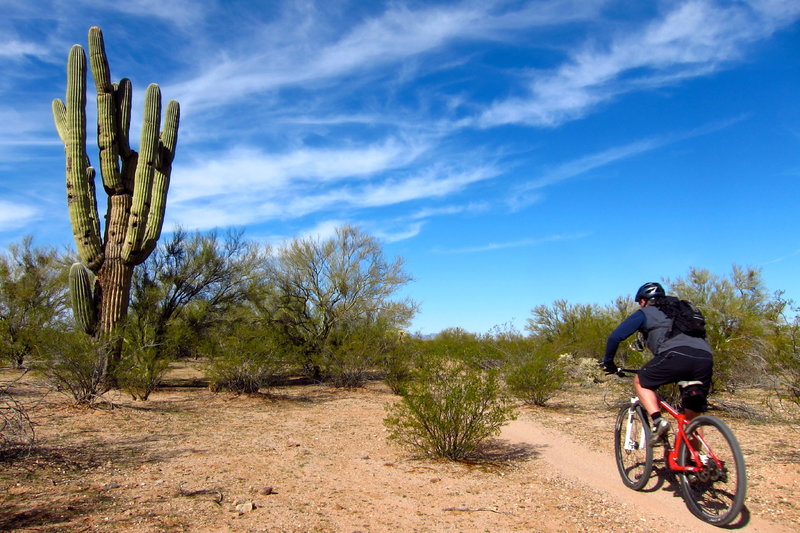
[{"xmin": 603, "ymin": 310, "xmax": 645, "ymax": 365}]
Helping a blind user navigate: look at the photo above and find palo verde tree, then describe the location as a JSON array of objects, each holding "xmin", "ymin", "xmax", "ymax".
[
  {"xmin": 666, "ymin": 266, "xmax": 785, "ymax": 390},
  {"xmin": 264, "ymin": 225, "xmax": 416, "ymax": 381},
  {"xmin": 0, "ymin": 238, "xmax": 70, "ymax": 368},
  {"xmin": 51, "ymin": 26, "xmax": 180, "ymax": 380},
  {"xmin": 121, "ymin": 229, "xmax": 263, "ymax": 399}
]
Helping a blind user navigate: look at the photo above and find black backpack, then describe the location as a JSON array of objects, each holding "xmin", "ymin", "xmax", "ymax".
[{"xmin": 653, "ymin": 296, "xmax": 707, "ymax": 339}]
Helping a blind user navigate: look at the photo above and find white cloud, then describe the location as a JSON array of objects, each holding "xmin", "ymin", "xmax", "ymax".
[
  {"xmin": 435, "ymin": 232, "xmax": 592, "ymax": 254},
  {"xmin": 375, "ymin": 221, "xmax": 426, "ymax": 243},
  {"xmin": 167, "ymin": 0, "xmax": 605, "ymax": 112},
  {"xmin": 167, "ymin": 160, "xmax": 498, "ymax": 231},
  {"xmin": 0, "ymin": 201, "xmax": 39, "ymax": 231},
  {"xmin": 297, "ymin": 219, "xmax": 347, "ymax": 242},
  {"xmin": 0, "ymin": 40, "xmax": 50, "ymax": 60},
  {"xmin": 171, "ymin": 137, "xmax": 429, "ymax": 204},
  {"xmin": 479, "ymin": 0, "xmax": 800, "ymax": 127},
  {"xmin": 515, "ymin": 116, "xmax": 748, "ymax": 196},
  {"xmin": 408, "ymin": 203, "xmax": 489, "ymax": 220},
  {"xmin": 526, "ymin": 139, "xmax": 662, "ymax": 190},
  {"xmin": 76, "ymin": 0, "xmax": 205, "ymax": 28}
]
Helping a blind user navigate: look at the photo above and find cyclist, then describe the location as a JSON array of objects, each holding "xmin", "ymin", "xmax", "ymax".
[{"xmin": 602, "ymin": 282, "xmax": 713, "ymax": 444}]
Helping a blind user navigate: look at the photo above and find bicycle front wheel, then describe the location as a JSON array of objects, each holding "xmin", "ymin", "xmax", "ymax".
[
  {"xmin": 614, "ymin": 403, "xmax": 653, "ymax": 490},
  {"xmin": 677, "ymin": 415, "xmax": 747, "ymax": 526}
]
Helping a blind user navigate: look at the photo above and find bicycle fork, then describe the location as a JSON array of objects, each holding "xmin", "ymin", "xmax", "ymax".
[{"xmin": 623, "ymin": 399, "xmax": 646, "ymax": 451}]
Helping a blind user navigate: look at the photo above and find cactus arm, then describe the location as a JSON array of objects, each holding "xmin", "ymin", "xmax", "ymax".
[
  {"xmin": 88, "ymin": 26, "xmax": 123, "ymax": 195},
  {"xmin": 115, "ymin": 78, "xmax": 137, "ymax": 192},
  {"xmin": 121, "ymin": 84, "xmax": 161, "ymax": 264},
  {"xmin": 52, "ymin": 99, "xmax": 68, "ymax": 143},
  {"xmin": 59, "ymin": 44, "xmax": 104, "ymax": 272},
  {"xmin": 115, "ymin": 78, "xmax": 133, "ymax": 158},
  {"xmin": 69, "ymin": 262, "xmax": 97, "ymax": 335},
  {"xmin": 138, "ymin": 100, "xmax": 180, "ymax": 261}
]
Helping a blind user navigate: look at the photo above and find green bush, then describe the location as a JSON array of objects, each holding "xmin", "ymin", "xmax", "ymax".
[
  {"xmin": 382, "ymin": 337, "xmax": 422, "ymax": 395},
  {"xmin": 323, "ymin": 323, "xmax": 391, "ymax": 388},
  {"xmin": 206, "ymin": 325, "xmax": 283, "ymax": 393},
  {"xmin": 384, "ymin": 357, "xmax": 516, "ymax": 460},
  {"xmin": 505, "ymin": 348, "xmax": 566, "ymax": 406},
  {"xmin": 207, "ymin": 355, "xmax": 279, "ymax": 393},
  {"xmin": 34, "ymin": 330, "xmax": 111, "ymax": 405},
  {"xmin": 115, "ymin": 346, "xmax": 171, "ymax": 401}
]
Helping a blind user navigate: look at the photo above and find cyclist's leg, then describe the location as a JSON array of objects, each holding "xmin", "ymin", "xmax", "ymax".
[
  {"xmin": 633, "ymin": 373, "xmax": 660, "ymax": 416},
  {"xmin": 636, "ymin": 356, "xmax": 670, "ymax": 415}
]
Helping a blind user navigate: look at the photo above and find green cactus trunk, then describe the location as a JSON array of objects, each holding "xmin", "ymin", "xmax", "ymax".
[{"xmin": 53, "ymin": 26, "xmax": 180, "ymax": 379}]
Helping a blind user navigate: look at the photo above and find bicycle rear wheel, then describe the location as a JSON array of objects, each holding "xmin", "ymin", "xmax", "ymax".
[
  {"xmin": 677, "ymin": 415, "xmax": 747, "ymax": 526},
  {"xmin": 614, "ymin": 403, "xmax": 653, "ymax": 490}
]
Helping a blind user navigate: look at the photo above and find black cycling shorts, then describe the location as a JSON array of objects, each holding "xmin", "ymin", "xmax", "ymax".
[{"xmin": 638, "ymin": 346, "xmax": 713, "ymax": 395}]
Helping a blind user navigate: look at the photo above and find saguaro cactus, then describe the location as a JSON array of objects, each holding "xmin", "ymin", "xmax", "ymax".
[{"xmin": 52, "ymin": 26, "xmax": 180, "ymax": 372}]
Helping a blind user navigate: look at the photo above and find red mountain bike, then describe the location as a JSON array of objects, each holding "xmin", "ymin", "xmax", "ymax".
[{"xmin": 613, "ymin": 369, "xmax": 747, "ymax": 526}]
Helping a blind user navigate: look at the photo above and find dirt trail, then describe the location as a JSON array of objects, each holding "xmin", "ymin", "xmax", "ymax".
[{"xmin": 500, "ymin": 414, "xmax": 790, "ymax": 533}]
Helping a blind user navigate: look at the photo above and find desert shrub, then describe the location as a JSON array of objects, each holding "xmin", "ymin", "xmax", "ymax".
[
  {"xmin": 527, "ymin": 299, "xmax": 624, "ymax": 360},
  {"xmin": 34, "ymin": 331, "xmax": 112, "ymax": 405},
  {"xmin": 0, "ymin": 385, "xmax": 34, "ymax": 460},
  {"xmin": 423, "ymin": 328, "xmax": 490, "ymax": 367},
  {"xmin": 384, "ymin": 357, "xmax": 516, "ymax": 460},
  {"xmin": 382, "ymin": 337, "xmax": 423, "ymax": 395},
  {"xmin": 115, "ymin": 346, "xmax": 171, "ymax": 401},
  {"xmin": 323, "ymin": 323, "xmax": 384, "ymax": 388},
  {"xmin": 505, "ymin": 348, "xmax": 566, "ymax": 406},
  {"xmin": 207, "ymin": 356, "xmax": 278, "ymax": 393},
  {"xmin": 325, "ymin": 348, "xmax": 375, "ymax": 388},
  {"xmin": 206, "ymin": 324, "xmax": 283, "ymax": 393}
]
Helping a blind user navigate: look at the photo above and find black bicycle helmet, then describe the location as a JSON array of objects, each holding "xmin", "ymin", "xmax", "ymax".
[{"xmin": 634, "ymin": 282, "xmax": 665, "ymax": 302}]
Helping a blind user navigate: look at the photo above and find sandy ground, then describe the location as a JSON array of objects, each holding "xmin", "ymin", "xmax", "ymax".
[{"xmin": 0, "ymin": 366, "xmax": 797, "ymax": 532}]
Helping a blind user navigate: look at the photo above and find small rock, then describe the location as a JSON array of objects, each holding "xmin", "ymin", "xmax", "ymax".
[
  {"xmin": 235, "ymin": 501, "xmax": 256, "ymax": 514},
  {"xmin": 103, "ymin": 482, "xmax": 120, "ymax": 490},
  {"xmin": 259, "ymin": 486, "xmax": 275, "ymax": 495}
]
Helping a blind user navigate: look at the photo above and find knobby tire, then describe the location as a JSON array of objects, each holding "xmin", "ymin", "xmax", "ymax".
[
  {"xmin": 677, "ymin": 415, "xmax": 747, "ymax": 526},
  {"xmin": 614, "ymin": 403, "xmax": 653, "ymax": 490}
]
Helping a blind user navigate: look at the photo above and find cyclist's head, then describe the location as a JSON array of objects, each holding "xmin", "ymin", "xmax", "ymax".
[{"xmin": 634, "ymin": 282, "xmax": 665, "ymax": 303}]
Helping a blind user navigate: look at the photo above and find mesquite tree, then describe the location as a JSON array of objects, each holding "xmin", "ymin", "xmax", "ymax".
[{"xmin": 52, "ymin": 26, "xmax": 180, "ymax": 376}]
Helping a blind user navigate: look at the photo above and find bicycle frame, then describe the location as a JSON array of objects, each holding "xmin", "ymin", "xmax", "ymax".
[{"xmin": 626, "ymin": 396, "xmax": 723, "ymax": 474}]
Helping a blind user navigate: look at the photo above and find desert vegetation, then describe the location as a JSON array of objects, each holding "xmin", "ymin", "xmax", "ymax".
[{"xmin": 2, "ymin": 229, "xmax": 799, "ymax": 463}]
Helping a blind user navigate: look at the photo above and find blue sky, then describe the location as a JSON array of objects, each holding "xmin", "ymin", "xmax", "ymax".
[{"xmin": 1, "ymin": 0, "xmax": 799, "ymax": 335}]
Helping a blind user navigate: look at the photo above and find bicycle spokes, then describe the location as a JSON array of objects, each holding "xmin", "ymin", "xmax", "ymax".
[
  {"xmin": 614, "ymin": 404, "xmax": 653, "ymax": 491},
  {"xmin": 677, "ymin": 416, "xmax": 746, "ymax": 526}
]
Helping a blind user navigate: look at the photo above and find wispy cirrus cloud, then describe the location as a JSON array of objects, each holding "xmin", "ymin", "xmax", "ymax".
[
  {"xmin": 168, "ymin": 136, "xmax": 500, "ymax": 231},
  {"xmin": 479, "ymin": 0, "xmax": 800, "ymax": 128},
  {"xmin": 0, "ymin": 40, "xmax": 51, "ymax": 60},
  {"xmin": 434, "ymin": 231, "xmax": 592, "ymax": 254},
  {"xmin": 170, "ymin": 137, "xmax": 428, "ymax": 204},
  {"xmin": 167, "ymin": 0, "xmax": 604, "ymax": 112},
  {"xmin": 0, "ymin": 200, "xmax": 39, "ymax": 231},
  {"xmin": 75, "ymin": 0, "xmax": 207, "ymax": 28},
  {"xmin": 513, "ymin": 115, "xmax": 748, "ymax": 200}
]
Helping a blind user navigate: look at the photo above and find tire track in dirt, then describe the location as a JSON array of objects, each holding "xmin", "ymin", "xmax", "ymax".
[{"xmin": 500, "ymin": 415, "xmax": 789, "ymax": 532}]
